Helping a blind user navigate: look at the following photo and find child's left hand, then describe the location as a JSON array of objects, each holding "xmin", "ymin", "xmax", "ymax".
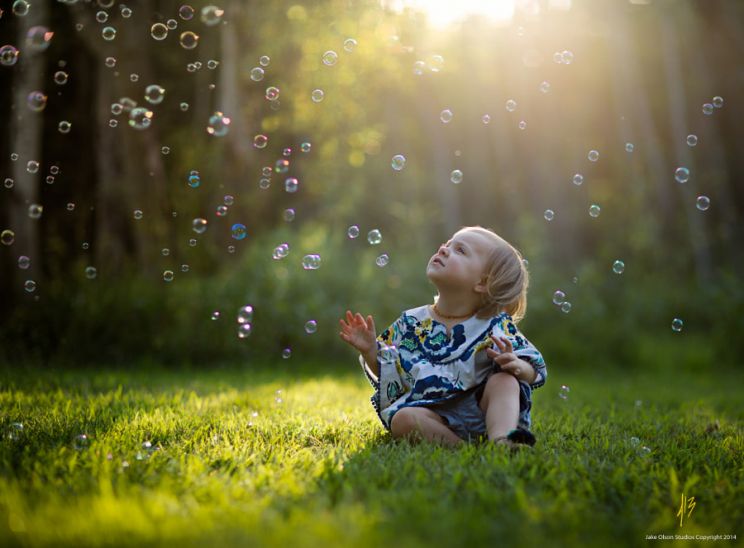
[{"xmin": 486, "ymin": 335, "xmax": 534, "ymax": 382}]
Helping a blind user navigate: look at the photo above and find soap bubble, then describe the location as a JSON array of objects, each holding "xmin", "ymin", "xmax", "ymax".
[
  {"xmin": 128, "ymin": 107, "xmax": 153, "ymax": 130},
  {"xmin": 265, "ymin": 86, "xmax": 280, "ymax": 101},
  {"xmin": 505, "ymin": 99, "xmax": 517, "ymax": 112},
  {"xmin": 179, "ymin": 31, "xmax": 199, "ymax": 50},
  {"xmin": 215, "ymin": 204, "xmax": 227, "ymax": 217},
  {"xmin": 283, "ymin": 208, "xmax": 295, "ymax": 222},
  {"xmin": 1, "ymin": 230, "xmax": 15, "ymax": 246},
  {"xmin": 274, "ymin": 159, "xmax": 289, "ymax": 173},
  {"xmin": 102, "ymin": 27, "xmax": 117, "ymax": 41},
  {"xmin": 429, "ymin": 54, "xmax": 444, "ymax": 72},
  {"xmin": 54, "ymin": 71, "xmax": 69, "ymax": 85},
  {"xmin": 552, "ymin": 290, "xmax": 565, "ymax": 305},
  {"xmin": 671, "ymin": 318, "xmax": 683, "ymax": 332},
  {"xmin": 450, "ymin": 169, "xmax": 463, "ymax": 184},
  {"xmin": 588, "ymin": 150, "xmax": 599, "ymax": 162},
  {"xmin": 285, "ymin": 177, "xmax": 298, "ymax": 193},
  {"xmin": 207, "ymin": 111, "xmax": 230, "ymax": 136},
  {"xmin": 322, "ymin": 50, "xmax": 338, "ymax": 66},
  {"xmin": 282, "ymin": 147, "xmax": 292, "ymax": 157},
  {"xmin": 231, "ymin": 223, "xmax": 247, "ymax": 240},
  {"xmin": 224, "ymin": 195, "xmax": 234, "ymax": 206},
  {"xmin": 27, "ymin": 91, "xmax": 48, "ymax": 112},
  {"xmin": 85, "ymin": 266, "xmax": 97, "ymax": 279},
  {"xmin": 237, "ymin": 305, "xmax": 253, "ymax": 324},
  {"xmin": 625, "ymin": 142, "xmax": 634, "ymax": 153},
  {"xmin": 179, "ymin": 102, "xmax": 189, "ymax": 111},
  {"xmin": 413, "ymin": 60, "xmax": 426, "ymax": 75},
  {"xmin": 304, "ymin": 320, "xmax": 318, "ymax": 334},
  {"xmin": 518, "ymin": 120, "xmax": 527, "ymax": 130},
  {"xmin": 26, "ymin": 160, "xmax": 40, "ymax": 173},
  {"xmin": 561, "ymin": 50, "xmax": 574, "ymax": 64},
  {"xmin": 250, "ymin": 67, "xmax": 264, "ymax": 81},
  {"xmin": 188, "ymin": 171, "xmax": 200, "ymax": 188},
  {"xmin": 612, "ymin": 260, "xmax": 625, "ymax": 274},
  {"xmin": 163, "ymin": 270, "xmax": 174, "ymax": 282},
  {"xmin": 105, "ymin": 56, "xmax": 116, "ymax": 68},
  {"xmin": 179, "ymin": 5, "xmax": 195, "ymax": 20},
  {"xmin": 302, "ymin": 254, "xmax": 322, "ymax": 270},
  {"xmin": 544, "ymin": 209, "xmax": 554, "ymax": 221},
  {"xmin": 28, "ymin": 204, "xmax": 43, "ymax": 219},
  {"xmin": 630, "ymin": 436, "xmax": 640, "ymax": 446},
  {"xmin": 4, "ymin": 178, "xmax": 14, "ymax": 189},
  {"xmin": 712, "ymin": 96, "xmax": 723, "ymax": 108},
  {"xmin": 73, "ymin": 434, "xmax": 89, "ymax": 450},
  {"xmin": 482, "ymin": 114, "xmax": 491, "ymax": 124},
  {"xmin": 58, "ymin": 121, "xmax": 72, "ymax": 134},
  {"xmin": 539, "ymin": 81, "xmax": 550, "ymax": 93},
  {"xmin": 282, "ymin": 348, "xmax": 292, "ymax": 359},
  {"xmin": 558, "ymin": 385, "xmax": 570, "ymax": 399},
  {"xmin": 211, "ymin": 311, "xmax": 220, "ymax": 320},
  {"xmin": 207, "ymin": 60, "xmax": 219, "ymax": 70},
  {"xmin": 201, "ymin": 5, "xmax": 224, "ymax": 26},
  {"xmin": 259, "ymin": 178, "xmax": 271, "ymax": 190},
  {"xmin": 311, "ymin": 89, "xmax": 325, "ymax": 102},
  {"xmin": 192, "ymin": 218, "xmax": 208, "ymax": 234},
  {"xmin": 122, "ymin": 7, "xmax": 134, "ymax": 18},
  {"xmin": 376, "ymin": 253, "xmax": 389, "ymax": 267},
  {"xmin": 702, "ymin": 103, "xmax": 713, "ymax": 115},
  {"xmin": 237, "ymin": 323, "xmax": 252, "ymax": 338},
  {"xmin": 18, "ymin": 256, "xmax": 30, "ymax": 269},
  {"xmin": 391, "ymin": 154, "xmax": 406, "ymax": 171},
  {"xmin": 26, "ymin": 26, "xmax": 53, "ymax": 52},
  {"xmin": 24, "ymin": 280, "xmax": 36, "ymax": 292},
  {"xmin": 572, "ymin": 173, "xmax": 584, "ymax": 186},
  {"xmin": 253, "ymin": 134, "xmax": 268, "ymax": 149},
  {"xmin": 259, "ymin": 55, "xmax": 270, "ymax": 66},
  {"xmin": 144, "ymin": 85, "xmax": 165, "ymax": 105},
  {"xmin": 686, "ymin": 134, "xmax": 698, "ymax": 147},
  {"xmin": 589, "ymin": 204, "xmax": 601, "ymax": 218},
  {"xmin": 130, "ymin": 74, "xmax": 139, "ymax": 83},
  {"xmin": 133, "ymin": 209, "xmax": 143, "ymax": 220},
  {"xmin": 300, "ymin": 142, "xmax": 311, "ymax": 153},
  {"xmin": 347, "ymin": 225, "xmax": 360, "ymax": 239},
  {"xmin": 696, "ymin": 195, "xmax": 710, "ymax": 211},
  {"xmin": 0, "ymin": 45, "xmax": 19, "ymax": 67},
  {"xmin": 674, "ymin": 167, "xmax": 690, "ymax": 183},
  {"xmin": 150, "ymin": 23, "xmax": 168, "ymax": 40},
  {"xmin": 560, "ymin": 302, "xmax": 572, "ymax": 313},
  {"xmin": 367, "ymin": 229, "xmax": 382, "ymax": 245},
  {"xmin": 343, "ymin": 38, "xmax": 357, "ymax": 52},
  {"xmin": 272, "ymin": 243, "xmax": 289, "ymax": 259},
  {"xmin": 440, "ymin": 109, "xmax": 453, "ymax": 123},
  {"xmin": 12, "ymin": 2, "xmax": 29, "ymax": 16}
]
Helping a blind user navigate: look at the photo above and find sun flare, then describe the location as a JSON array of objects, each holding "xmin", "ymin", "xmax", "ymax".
[{"xmin": 387, "ymin": 0, "xmax": 517, "ymax": 28}]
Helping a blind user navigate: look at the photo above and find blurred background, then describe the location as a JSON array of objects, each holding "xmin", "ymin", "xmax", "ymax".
[{"xmin": 0, "ymin": 0, "xmax": 741, "ymax": 370}]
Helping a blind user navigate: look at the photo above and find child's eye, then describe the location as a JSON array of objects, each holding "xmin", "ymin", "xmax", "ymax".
[{"xmin": 457, "ymin": 246, "xmax": 465, "ymax": 253}]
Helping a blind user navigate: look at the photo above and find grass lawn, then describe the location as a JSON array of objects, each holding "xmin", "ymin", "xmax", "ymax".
[{"xmin": 1, "ymin": 360, "xmax": 742, "ymax": 547}]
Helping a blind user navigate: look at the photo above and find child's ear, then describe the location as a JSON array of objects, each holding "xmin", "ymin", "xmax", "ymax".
[{"xmin": 474, "ymin": 278, "xmax": 488, "ymax": 294}]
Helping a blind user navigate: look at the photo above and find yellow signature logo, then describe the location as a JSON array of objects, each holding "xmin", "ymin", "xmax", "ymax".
[{"xmin": 676, "ymin": 492, "xmax": 696, "ymax": 527}]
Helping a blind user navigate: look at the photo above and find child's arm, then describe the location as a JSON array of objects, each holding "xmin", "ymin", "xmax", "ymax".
[
  {"xmin": 338, "ymin": 310, "xmax": 379, "ymax": 377},
  {"xmin": 487, "ymin": 327, "xmax": 547, "ymax": 389}
]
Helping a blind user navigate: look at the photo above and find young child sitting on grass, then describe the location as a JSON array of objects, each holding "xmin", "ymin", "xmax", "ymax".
[{"xmin": 338, "ymin": 226, "xmax": 547, "ymax": 450}]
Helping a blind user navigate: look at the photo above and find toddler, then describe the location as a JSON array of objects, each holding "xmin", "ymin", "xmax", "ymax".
[{"xmin": 338, "ymin": 226, "xmax": 547, "ymax": 449}]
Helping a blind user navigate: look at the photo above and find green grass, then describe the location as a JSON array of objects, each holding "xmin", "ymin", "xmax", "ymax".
[{"xmin": 1, "ymin": 361, "xmax": 742, "ymax": 547}]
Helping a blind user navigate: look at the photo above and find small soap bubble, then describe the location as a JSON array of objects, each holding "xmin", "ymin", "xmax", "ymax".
[
  {"xmin": 237, "ymin": 305, "xmax": 254, "ymax": 324},
  {"xmin": 311, "ymin": 89, "xmax": 325, "ymax": 103},
  {"xmin": 189, "ymin": 238, "xmax": 197, "ymax": 247},
  {"xmin": 367, "ymin": 229, "xmax": 382, "ymax": 245},
  {"xmin": 674, "ymin": 167, "xmax": 690, "ymax": 183},
  {"xmin": 539, "ymin": 81, "xmax": 550, "ymax": 93},
  {"xmin": 282, "ymin": 147, "xmax": 292, "ymax": 157},
  {"xmin": 322, "ymin": 50, "xmax": 338, "ymax": 66},
  {"xmin": 712, "ymin": 96, "xmax": 723, "ymax": 108},
  {"xmin": 671, "ymin": 318, "xmax": 683, "ymax": 332},
  {"xmin": 283, "ymin": 208, "xmax": 295, "ymax": 222},
  {"xmin": 151, "ymin": 23, "xmax": 168, "ymax": 40},
  {"xmin": 612, "ymin": 260, "xmax": 625, "ymax": 274},
  {"xmin": 26, "ymin": 160, "xmax": 40, "ymax": 173},
  {"xmin": 391, "ymin": 154, "xmax": 406, "ymax": 171},
  {"xmin": 272, "ymin": 243, "xmax": 289, "ymax": 259},
  {"xmin": 561, "ymin": 50, "xmax": 574, "ymax": 64},
  {"xmin": 211, "ymin": 311, "xmax": 220, "ymax": 320},
  {"xmin": 4, "ymin": 178, "xmax": 13, "ymax": 189},
  {"xmin": 429, "ymin": 54, "xmax": 444, "ymax": 72},
  {"xmin": 27, "ymin": 91, "xmax": 48, "ymax": 112},
  {"xmin": 181, "ymin": 264, "xmax": 190, "ymax": 272},
  {"xmin": 201, "ymin": 5, "xmax": 224, "ymax": 26},
  {"xmin": 26, "ymin": 26, "xmax": 53, "ymax": 52},
  {"xmin": 188, "ymin": 171, "xmax": 201, "ymax": 188},
  {"xmin": 163, "ymin": 270, "xmax": 174, "ymax": 282},
  {"xmin": 558, "ymin": 385, "xmax": 570, "ymax": 399},
  {"xmin": 702, "ymin": 103, "xmax": 713, "ymax": 115},
  {"xmin": 259, "ymin": 178, "xmax": 271, "ymax": 190},
  {"xmin": 518, "ymin": 120, "xmax": 527, "ymax": 130},
  {"xmin": 284, "ymin": 177, "xmax": 298, "ymax": 193},
  {"xmin": 413, "ymin": 60, "xmax": 426, "ymax": 75},
  {"xmin": 450, "ymin": 169, "xmax": 463, "ymax": 184},
  {"xmin": 133, "ymin": 209, "xmax": 143, "ymax": 220},
  {"xmin": 192, "ymin": 218, "xmax": 208, "ymax": 234},
  {"xmin": 560, "ymin": 302, "xmax": 572, "ymax": 313},
  {"xmin": 304, "ymin": 320, "xmax": 318, "ymax": 334},
  {"xmin": 588, "ymin": 150, "xmax": 599, "ymax": 162},
  {"xmin": 224, "ymin": 195, "xmax": 234, "ymax": 206},
  {"xmin": 343, "ymin": 38, "xmax": 357, "ymax": 52},
  {"xmin": 259, "ymin": 55, "xmax": 270, "ymax": 67},
  {"xmin": 376, "ymin": 253, "xmax": 389, "ymax": 267},
  {"xmin": 128, "ymin": 107, "xmax": 153, "ymax": 130},
  {"xmin": 440, "ymin": 109, "xmax": 453, "ymax": 123},
  {"xmin": 85, "ymin": 266, "xmax": 97, "ymax": 279},
  {"xmin": 552, "ymin": 290, "xmax": 565, "ymax": 305},
  {"xmin": 73, "ymin": 434, "xmax": 89, "ymax": 450},
  {"xmin": 302, "ymin": 254, "xmax": 322, "ymax": 270},
  {"xmin": 179, "ymin": 5, "xmax": 195, "ymax": 20},
  {"xmin": 179, "ymin": 31, "xmax": 199, "ymax": 50},
  {"xmin": 237, "ymin": 323, "xmax": 252, "ymax": 338},
  {"xmin": 639, "ymin": 446, "xmax": 651, "ymax": 456},
  {"xmin": 105, "ymin": 56, "xmax": 116, "ymax": 68},
  {"xmin": 262, "ymin": 166, "xmax": 272, "ymax": 176},
  {"xmin": 54, "ymin": 71, "xmax": 69, "ymax": 85},
  {"xmin": 300, "ymin": 142, "xmax": 311, "ymax": 153},
  {"xmin": 589, "ymin": 204, "xmax": 601, "ymax": 218},
  {"xmin": 144, "ymin": 84, "xmax": 165, "ymax": 105},
  {"xmin": 102, "ymin": 26, "xmax": 117, "ymax": 41},
  {"xmin": 66, "ymin": 203, "xmax": 75, "ymax": 211},
  {"xmin": 630, "ymin": 436, "xmax": 640, "ymax": 447},
  {"xmin": 249, "ymin": 67, "xmax": 264, "ymax": 81},
  {"xmin": 24, "ymin": 280, "xmax": 36, "ymax": 292},
  {"xmin": 544, "ymin": 209, "xmax": 555, "ymax": 221},
  {"xmin": 505, "ymin": 99, "xmax": 517, "ymax": 112},
  {"xmin": 122, "ymin": 7, "xmax": 134, "ymax": 19},
  {"xmin": 265, "ymin": 86, "xmax": 280, "ymax": 101},
  {"xmin": 274, "ymin": 159, "xmax": 289, "ymax": 173},
  {"xmin": 253, "ymin": 134, "xmax": 268, "ymax": 149},
  {"xmin": 482, "ymin": 114, "xmax": 491, "ymax": 124},
  {"xmin": 695, "ymin": 195, "xmax": 710, "ymax": 211},
  {"xmin": 215, "ymin": 205, "xmax": 227, "ymax": 217},
  {"xmin": 231, "ymin": 223, "xmax": 247, "ymax": 240},
  {"xmin": 161, "ymin": 146, "xmax": 170, "ymax": 155},
  {"xmin": 207, "ymin": 59, "xmax": 219, "ymax": 70},
  {"xmin": 0, "ymin": 45, "xmax": 20, "ymax": 67},
  {"xmin": 625, "ymin": 142, "xmax": 634, "ymax": 153},
  {"xmin": 28, "ymin": 204, "xmax": 43, "ymax": 219},
  {"xmin": 572, "ymin": 173, "xmax": 584, "ymax": 186},
  {"xmin": 686, "ymin": 134, "xmax": 698, "ymax": 147},
  {"xmin": 347, "ymin": 225, "xmax": 360, "ymax": 239},
  {"xmin": 7, "ymin": 422, "xmax": 24, "ymax": 440},
  {"xmin": 82, "ymin": 242, "xmax": 89, "ymax": 250},
  {"xmin": 1, "ymin": 230, "xmax": 15, "ymax": 246},
  {"xmin": 207, "ymin": 111, "xmax": 230, "ymax": 136},
  {"xmin": 282, "ymin": 347, "xmax": 292, "ymax": 359},
  {"xmin": 58, "ymin": 121, "xmax": 72, "ymax": 134},
  {"xmin": 18, "ymin": 256, "xmax": 30, "ymax": 269}
]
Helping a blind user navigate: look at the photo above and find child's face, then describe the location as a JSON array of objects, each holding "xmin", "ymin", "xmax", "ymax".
[{"xmin": 426, "ymin": 230, "xmax": 494, "ymax": 293}]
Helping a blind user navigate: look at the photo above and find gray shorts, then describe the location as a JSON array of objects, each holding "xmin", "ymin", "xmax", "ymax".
[{"xmin": 427, "ymin": 388, "xmax": 488, "ymax": 442}]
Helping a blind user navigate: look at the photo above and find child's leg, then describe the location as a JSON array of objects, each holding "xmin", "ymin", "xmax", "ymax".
[
  {"xmin": 478, "ymin": 372, "xmax": 520, "ymax": 442},
  {"xmin": 390, "ymin": 406, "xmax": 464, "ymax": 447}
]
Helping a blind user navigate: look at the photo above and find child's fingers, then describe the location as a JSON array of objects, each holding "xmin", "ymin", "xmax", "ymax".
[{"xmin": 367, "ymin": 315, "xmax": 376, "ymax": 333}]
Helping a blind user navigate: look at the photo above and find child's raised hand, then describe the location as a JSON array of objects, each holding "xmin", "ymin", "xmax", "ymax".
[
  {"xmin": 338, "ymin": 310, "xmax": 377, "ymax": 355},
  {"xmin": 486, "ymin": 335, "xmax": 531, "ymax": 380}
]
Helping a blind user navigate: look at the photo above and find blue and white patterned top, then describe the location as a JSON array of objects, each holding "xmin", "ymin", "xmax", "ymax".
[{"xmin": 358, "ymin": 305, "xmax": 547, "ymax": 432}]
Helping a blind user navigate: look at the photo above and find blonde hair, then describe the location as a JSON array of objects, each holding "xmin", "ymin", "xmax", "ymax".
[{"xmin": 448, "ymin": 226, "xmax": 530, "ymax": 323}]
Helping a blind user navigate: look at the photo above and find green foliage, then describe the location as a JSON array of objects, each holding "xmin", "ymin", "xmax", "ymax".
[{"xmin": 1, "ymin": 363, "xmax": 742, "ymax": 546}]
